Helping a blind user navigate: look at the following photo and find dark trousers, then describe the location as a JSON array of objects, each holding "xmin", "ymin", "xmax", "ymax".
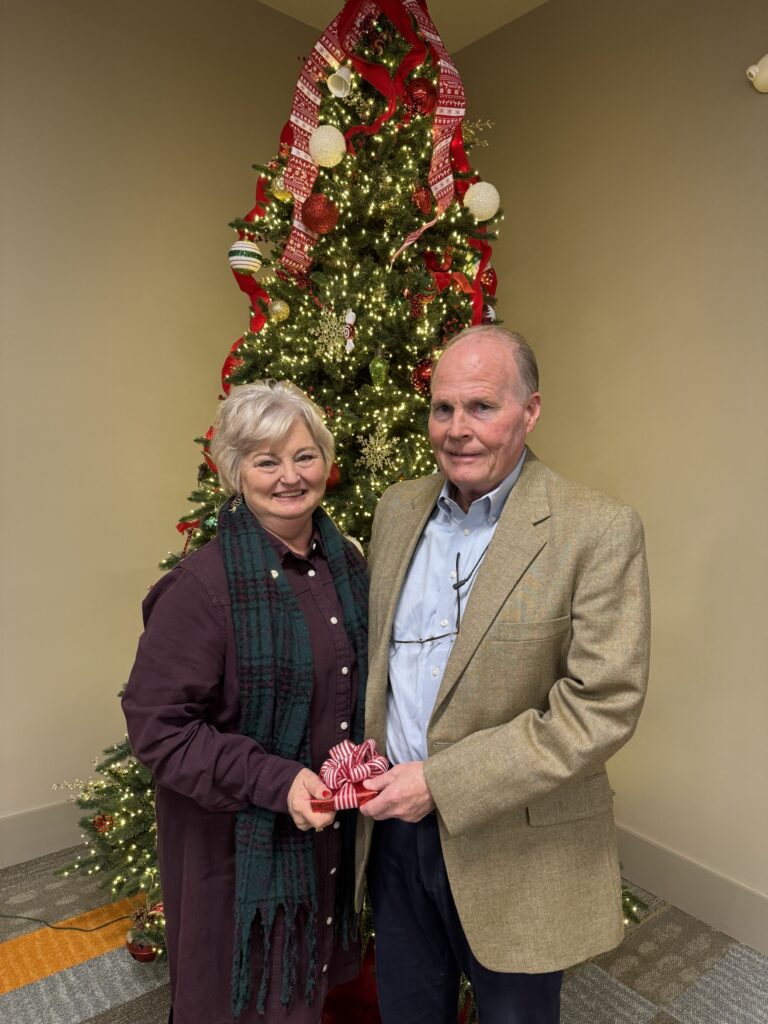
[{"xmin": 367, "ymin": 816, "xmax": 563, "ymax": 1024}]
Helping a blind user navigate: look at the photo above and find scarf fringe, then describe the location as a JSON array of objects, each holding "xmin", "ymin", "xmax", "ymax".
[{"xmin": 230, "ymin": 903, "xmax": 320, "ymax": 1016}]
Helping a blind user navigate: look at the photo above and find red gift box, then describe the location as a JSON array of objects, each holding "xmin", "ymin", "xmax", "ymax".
[{"xmin": 310, "ymin": 739, "xmax": 388, "ymax": 811}]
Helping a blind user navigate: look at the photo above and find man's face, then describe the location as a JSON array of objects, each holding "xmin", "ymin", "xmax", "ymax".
[{"xmin": 428, "ymin": 336, "xmax": 541, "ymax": 511}]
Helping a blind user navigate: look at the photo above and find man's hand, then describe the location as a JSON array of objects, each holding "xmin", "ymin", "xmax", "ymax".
[
  {"xmin": 359, "ymin": 761, "xmax": 435, "ymax": 822},
  {"xmin": 287, "ymin": 768, "xmax": 336, "ymax": 831}
]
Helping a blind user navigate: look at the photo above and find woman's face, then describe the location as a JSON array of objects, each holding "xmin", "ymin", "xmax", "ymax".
[{"xmin": 239, "ymin": 419, "xmax": 327, "ymax": 533}]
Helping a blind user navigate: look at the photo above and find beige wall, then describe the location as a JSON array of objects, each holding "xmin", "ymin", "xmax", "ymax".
[
  {"xmin": 457, "ymin": 0, "xmax": 768, "ymax": 907},
  {"xmin": 0, "ymin": 0, "xmax": 317, "ymax": 851}
]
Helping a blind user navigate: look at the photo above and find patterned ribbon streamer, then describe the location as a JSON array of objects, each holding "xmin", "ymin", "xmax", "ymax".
[
  {"xmin": 311, "ymin": 739, "xmax": 389, "ymax": 810},
  {"xmin": 389, "ymin": 0, "xmax": 466, "ymax": 262}
]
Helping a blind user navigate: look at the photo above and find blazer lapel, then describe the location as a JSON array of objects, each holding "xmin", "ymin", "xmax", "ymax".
[{"xmin": 430, "ymin": 453, "xmax": 551, "ymax": 724}]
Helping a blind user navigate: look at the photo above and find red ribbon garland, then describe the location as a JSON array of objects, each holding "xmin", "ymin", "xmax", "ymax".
[
  {"xmin": 176, "ymin": 519, "xmax": 201, "ymax": 535},
  {"xmin": 311, "ymin": 738, "xmax": 389, "ymax": 811},
  {"xmin": 242, "ymin": 175, "xmax": 271, "ymax": 224},
  {"xmin": 221, "ymin": 337, "xmax": 246, "ymax": 396},
  {"xmin": 450, "ymin": 124, "xmax": 474, "ymax": 190},
  {"xmin": 202, "ymin": 425, "xmax": 217, "ymax": 473},
  {"xmin": 339, "ymin": 0, "xmax": 426, "ymax": 151},
  {"xmin": 468, "ymin": 234, "xmax": 492, "ymax": 324}
]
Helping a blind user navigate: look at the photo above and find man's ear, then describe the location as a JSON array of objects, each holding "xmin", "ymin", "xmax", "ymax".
[{"xmin": 525, "ymin": 393, "xmax": 541, "ymax": 434}]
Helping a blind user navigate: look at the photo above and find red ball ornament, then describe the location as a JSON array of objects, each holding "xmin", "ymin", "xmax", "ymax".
[
  {"xmin": 126, "ymin": 932, "xmax": 157, "ymax": 963},
  {"xmin": 407, "ymin": 77, "xmax": 438, "ymax": 115},
  {"xmin": 93, "ymin": 814, "xmax": 114, "ymax": 835},
  {"xmin": 302, "ymin": 194, "xmax": 339, "ymax": 234},
  {"xmin": 326, "ymin": 463, "xmax": 342, "ymax": 490},
  {"xmin": 428, "ymin": 249, "xmax": 452, "ymax": 271},
  {"xmin": 412, "ymin": 185, "xmax": 432, "ymax": 215},
  {"xmin": 411, "ymin": 357, "xmax": 433, "ymax": 395},
  {"xmin": 480, "ymin": 266, "xmax": 498, "ymax": 296}
]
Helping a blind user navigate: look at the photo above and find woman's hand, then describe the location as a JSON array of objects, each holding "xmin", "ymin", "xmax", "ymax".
[{"xmin": 287, "ymin": 768, "xmax": 337, "ymax": 831}]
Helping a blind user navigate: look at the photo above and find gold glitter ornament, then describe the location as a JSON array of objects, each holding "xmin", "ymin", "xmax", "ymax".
[
  {"xmin": 359, "ymin": 422, "xmax": 398, "ymax": 477},
  {"xmin": 269, "ymin": 299, "xmax": 290, "ymax": 323},
  {"xmin": 270, "ymin": 175, "xmax": 293, "ymax": 202},
  {"xmin": 311, "ymin": 306, "xmax": 347, "ymax": 360}
]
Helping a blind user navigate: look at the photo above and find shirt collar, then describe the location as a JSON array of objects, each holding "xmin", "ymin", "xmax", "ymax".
[
  {"xmin": 263, "ymin": 523, "xmax": 325, "ymax": 564},
  {"xmin": 436, "ymin": 449, "xmax": 527, "ymax": 525}
]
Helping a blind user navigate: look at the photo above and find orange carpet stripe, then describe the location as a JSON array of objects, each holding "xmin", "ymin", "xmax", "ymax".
[{"xmin": 0, "ymin": 898, "xmax": 137, "ymax": 995}]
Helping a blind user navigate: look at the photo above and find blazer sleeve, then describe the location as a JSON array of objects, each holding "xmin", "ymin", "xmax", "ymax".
[
  {"xmin": 121, "ymin": 567, "xmax": 302, "ymax": 814},
  {"xmin": 423, "ymin": 503, "xmax": 651, "ymax": 836}
]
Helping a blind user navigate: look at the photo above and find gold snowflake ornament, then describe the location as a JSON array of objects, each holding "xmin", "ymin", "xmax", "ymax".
[{"xmin": 359, "ymin": 422, "xmax": 399, "ymax": 477}]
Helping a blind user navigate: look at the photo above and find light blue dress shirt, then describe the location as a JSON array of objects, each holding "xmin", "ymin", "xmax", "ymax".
[{"xmin": 386, "ymin": 451, "xmax": 527, "ymax": 765}]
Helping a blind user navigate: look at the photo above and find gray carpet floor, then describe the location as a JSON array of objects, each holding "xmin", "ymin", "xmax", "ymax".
[{"xmin": 2, "ymin": 847, "xmax": 767, "ymax": 1023}]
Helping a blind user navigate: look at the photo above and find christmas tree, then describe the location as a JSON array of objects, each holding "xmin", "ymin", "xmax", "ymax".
[{"xmin": 59, "ymin": 0, "xmax": 501, "ymax": 964}]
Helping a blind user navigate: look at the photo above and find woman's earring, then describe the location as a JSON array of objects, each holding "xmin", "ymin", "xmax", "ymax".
[{"xmin": 230, "ymin": 493, "xmax": 243, "ymax": 513}]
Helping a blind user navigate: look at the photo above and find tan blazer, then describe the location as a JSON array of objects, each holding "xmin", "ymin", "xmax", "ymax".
[{"xmin": 355, "ymin": 450, "xmax": 651, "ymax": 972}]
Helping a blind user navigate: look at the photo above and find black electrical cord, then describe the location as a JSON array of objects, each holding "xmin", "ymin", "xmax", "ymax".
[{"xmin": 0, "ymin": 912, "xmax": 132, "ymax": 932}]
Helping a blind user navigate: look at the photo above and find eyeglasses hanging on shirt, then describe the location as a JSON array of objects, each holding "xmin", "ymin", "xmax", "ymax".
[{"xmin": 391, "ymin": 543, "xmax": 491, "ymax": 645}]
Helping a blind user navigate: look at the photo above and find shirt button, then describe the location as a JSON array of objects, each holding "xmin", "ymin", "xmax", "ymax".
[
  {"xmin": 307, "ymin": 569, "xmax": 316, "ymax": 577},
  {"xmin": 490, "ymin": 515, "xmax": 497, "ymax": 523},
  {"xmin": 330, "ymin": 866, "xmax": 337, "ymax": 876},
  {"xmin": 431, "ymin": 666, "xmax": 439, "ymax": 677},
  {"xmin": 341, "ymin": 666, "xmax": 349, "ymax": 675},
  {"xmin": 449, "ymin": 570, "xmax": 457, "ymax": 579},
  {"xmin": 440, "ymin": 619, "xmax": 448, "ymax": 628},
  {"xmin": 326, "ymin": 916, "xmax": 333, "ymax": 925},
  {"xmin": 463, "ymin": 528, "xmax": 470, "ymax": 536},
  {"xmin": 340, "ymin": 721, "xmax": 349, "ymax": 730},
  {"xmin": 333, "ymin": 820, "xmax": 341, "ymax": 829},
  {"xmin": 322, "ymin": 964, "xmax": 328, "ymax": 973},
  {"xmin": 330, "ymin": 616, "xmax": 338, "ymax": 625}
]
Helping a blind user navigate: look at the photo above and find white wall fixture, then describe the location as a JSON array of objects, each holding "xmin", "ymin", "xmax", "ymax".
[{"xmin": 746, "ymin": 53, "xmax": 768, "ymax": 92}]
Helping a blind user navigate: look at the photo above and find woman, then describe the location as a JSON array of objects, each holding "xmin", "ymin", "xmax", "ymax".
[{"xmin": 122, "ymin": 381, "xmax": 368, "ymax": 1024}]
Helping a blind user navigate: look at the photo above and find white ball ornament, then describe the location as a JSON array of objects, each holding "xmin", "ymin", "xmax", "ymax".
[
  {"xmin": 227, "ymin": 239, "xmax": 263, "ymax": 275},
  {"xmin": 309, "ymin": 125, "xmax": 347, "ymax": 168},
  {"xmin": 464, "ymin": 181, "xmax": 501, "ymax": 221}
]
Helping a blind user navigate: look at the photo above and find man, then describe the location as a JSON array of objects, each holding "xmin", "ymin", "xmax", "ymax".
[{"xmin": 356, "ymin": 325, "xmax": 650, "ymax": 1024}]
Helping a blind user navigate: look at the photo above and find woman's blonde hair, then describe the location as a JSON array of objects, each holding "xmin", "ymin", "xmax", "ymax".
[{"xmin": 210, "ymin": 381, "xmax": 335, "ymax": 495}]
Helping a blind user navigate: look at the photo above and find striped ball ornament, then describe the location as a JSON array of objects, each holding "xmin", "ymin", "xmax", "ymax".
[{"xmin": 227, "ymin": 239, "xmax": 263, "ymax": 275}]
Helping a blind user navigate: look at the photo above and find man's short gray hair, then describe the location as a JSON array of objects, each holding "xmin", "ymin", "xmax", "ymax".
[
  {"xmin": 210, "ymin": 380, "xmax": 335, "ymax": 495},
  {"xmin": 441, "ymin": 325, "xmax": 539, "ymax": 400}
]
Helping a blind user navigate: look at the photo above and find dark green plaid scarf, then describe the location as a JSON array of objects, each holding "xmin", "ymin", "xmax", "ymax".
[{"xmin": 218, "ymin": 496, "xmax": 368, "ymax": 1018}]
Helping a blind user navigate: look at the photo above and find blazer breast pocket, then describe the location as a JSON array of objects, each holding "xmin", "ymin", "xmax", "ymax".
[{"xmin": 491, "ymin": 615, "xmax": 571, "ymax": 642}]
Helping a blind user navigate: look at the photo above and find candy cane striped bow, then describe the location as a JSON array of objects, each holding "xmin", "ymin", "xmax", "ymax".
[{"xmin": 319, "ymin": 738, "xmax": 389, "ymax": 810}]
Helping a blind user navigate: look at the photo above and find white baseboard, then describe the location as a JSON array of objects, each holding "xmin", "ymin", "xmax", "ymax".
[
  {"xmin": 0, "ymin": 800, "xmax": 84, "ymax": 868},
  {"xmin": 617, "ymin": 823, "xmax": 768, "ymax": 955}
]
